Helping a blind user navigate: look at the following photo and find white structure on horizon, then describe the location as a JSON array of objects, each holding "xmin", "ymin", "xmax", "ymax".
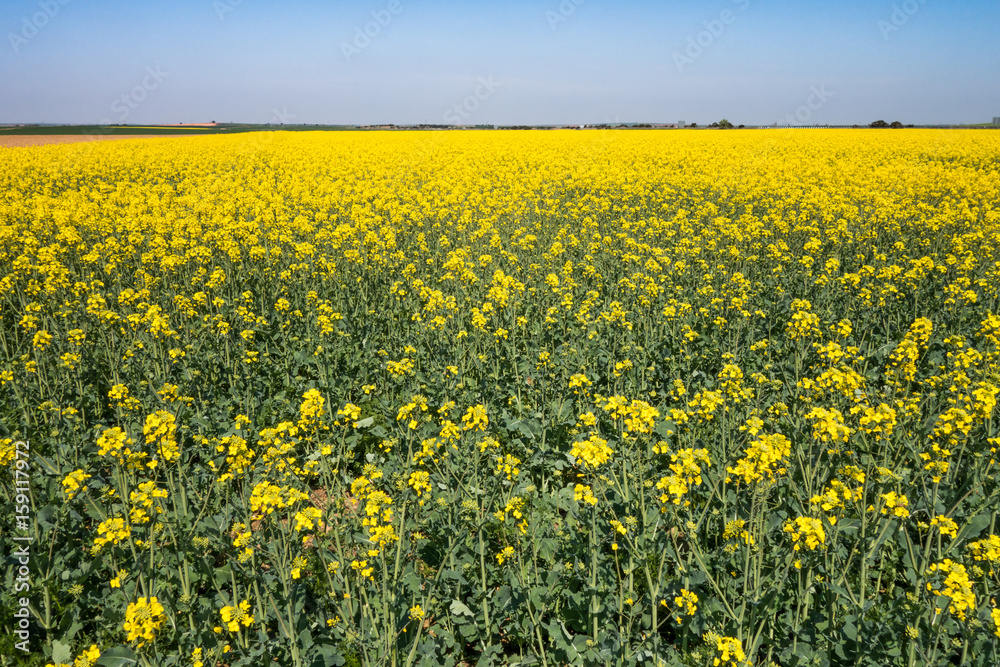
[{"xmin": 678, "ymin": 121, "xmax": 685, "ymax": 128}]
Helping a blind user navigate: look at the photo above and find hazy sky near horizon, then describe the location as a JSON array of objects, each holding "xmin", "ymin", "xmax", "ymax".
[{"xmin": 1, "ymin": 0, "xmax": 998, "ymax": 126}]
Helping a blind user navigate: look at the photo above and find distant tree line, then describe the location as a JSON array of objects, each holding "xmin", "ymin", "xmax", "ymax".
[{"xmin": 869, "ymin": 120, "xmax": 914, "ymax": 128}]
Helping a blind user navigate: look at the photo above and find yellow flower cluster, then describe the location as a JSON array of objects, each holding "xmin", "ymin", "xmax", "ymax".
[
  {"xmin": 294, "ymin": 506, "xmax": 323, "ymax": 532},
  {"xmin": 352, "ymin": 471, "xmax": 397, "ymax": 556},
  {"xmin": 622, "ymin": 400, "xmax": 659, "ymax": 434},
  {"xmin": 878, "ymin": 491, "xmax": 910, "ymax": 519},
  {"xmin": 93, "ymin": 517, "xmax": 131, "ymax": 550},
  {"xmin": 249, "ymin": 481, "xmax": 309, "ymax": 517},
  {"xmin": 784, "ymin": 516, "xmax": 826, "ymax": 552},
  {"xmin": 219, "ymin": 599, "xmax": 255, "ymax": 632},
  {"xmin": 812, "ymin": 367, "xmax": 866, "ymax": 401},
  {"xmin": 96, "ymin": 426, "xmax": 135, "ymax": 463},
  {"xmin": 568, "ymin": 373, "xmax": 592, "ymax": 393},
  {"xmin": 335, "ymin": 402, "xmax": 363, "ymax": 427},
  {"xmin": 930, "ymin": 516, "xmax": 958, "ymax": 539},
  {"xmin": 257, "ymin": 421, "xmax": 315, "ymax": 479},
  {"xmin": 967, "ymin": 535, "xmax": 1000, "ymax": 563},
  {"xmin": 673, "ymin": 589, "xmax": 698, "ymax": 623},
  {"xmin": 407, "ymin": 470, "xmax": 431, "ymax": 502},
  {"xmin": 919, "ymin": 443, "xmax": 952, "ymax": 483},
  {"xmin": 129, "ymin": 480, "xmax": 168, "ymax": 524},
  {"xmin": 570, "ymin": 434, "xmax": 613, "ymax": 469},
  {"xmin": 496, "ymin": 546, "xmax": 515, "ymax": 565},
  {"xmin": 215, "ymin": 434, "xmax": 254, "ymax": 483},
  {"xmin": 727, "ymin": 434, "xmax": 791, "ymax": 484},
  {"xmin": 723, "ymin": 519, "xmax": 754, "ymax": 547},
  {"xmin": 786, "ymin": 300, "xmax": 820, "ymax": 340},
  {"xmin": 804, "ymin": 407, "xmax": 851, "ymax": 444},
  {"xmin": 350, "ymin": 558, "xmax": 375, "ymax": 581},
  {"xmin": 108, "ymin": 384, "xmax": 141, "ymax": 411},
  {"xmin": 461, "ymin": 404, "xmax": 489, "ymax": 431},
  {"xmin": 596, "ymin": 396, "xmax": 660, "ymax": 433},
  {"xmin": 61, "ymin": 469, "xmax": 91, "ymax": 500},
  {"xmin": 46, "ymin": 644, "xmax": 100, "ymax": 667},
  {"xmin": 123, "ymin": 597, "xmax": 166, "ymax": 647},
  {"xmin": 386, "ymin": 358, "xmax": 415, "ymax": 376},
  {"xmin": 656, "ymin": 448, "xmax": 711, "ymax": 507},
  {"xmin": 855, "ymin": 403, "xmax": 897, "ymax": 440},
  {"xmin": 397, "ymin": 395, "xmax": 429, "ymax": 430},
  {"xmin": 573, "ymin": 484, "xmax": 597, "ymax": 506},
  {"xmin": 810, "ymin": 480, "xmax": 862, "ymax": 515},
  {"xmin": 687, "ymin": 390, "xmax": 725, "ymax": 423},
  {"xmin": 493, "ymin": 453, "xmax": 522, "ymax": 480},
  {"xmin": 886, "ymin": 317, "xmax": 933, "ymax": 384},
  {"xmin": 298, "ymin": 388, "xmax": 325, "ymax": 426},
  {"xmin": 709, "ymin": 634, "xmax": 747, "ymax": 666},
  {"xmin": 717, "ymin": 363, "xmax": 752, "ymax": 403},
  {"xmin": 927, "ymin": 559, "xmax": 975, "ymax": 621},
  {"xmin": 0, "ymin": 439, "xmax": 14, "ymax": 468},
  {"xmin": 142, "ymin": 410, "xmax": 179, "ymax": 464}
]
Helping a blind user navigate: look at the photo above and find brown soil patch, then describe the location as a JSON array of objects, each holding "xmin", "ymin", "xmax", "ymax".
[
  {"xmin": 0, "ymin": 134, "xmax": 200, "ymax": 148},
  {"xmin": 310, "ymin": 487, "xmax": 329, "ymax": 510}
]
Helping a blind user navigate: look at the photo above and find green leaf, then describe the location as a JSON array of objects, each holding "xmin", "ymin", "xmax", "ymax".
[
  {"xmin": 36, "ymin": 454, "xmax": 60, "ymax": 475},
  {"xmin": 214, "ymin": 563, "xmax": 233, "ymax": 589},
  {"xmin": 842, "ymin": 615, "xmax": 858, "ymax": 641},
  {"xmin": 401, "ymin": 571, "xmax": 422, "ymax": 596},
  {"xmin": 96, "ymin": 646, "xmax": 138, "ymax": 667},
  {"xmin": 793, "ymin": 642, "xmax": 815, "ymax": 660},
  {"xmin": 528, "ymin": 586, "xmax": 547, "ymax": 611},
  {"xmin": 958, "ymin": 513, "xmax": 991, "ymax": 541},
  {"xmin": 551, "ymin": 399, "xmax": 572, "ymax": 424},
  {"xmin": 51, "ymin": 639, "xmax": 72, "ymax": 664},
  {"xmin": 450, "ymin": 600, "xmax": 474, "ymax": 618},
  {"xmin": 82, "ymin": 494, "xmax": 108, "ymax": 522},
  {"xmin": 37, "ymin": 506, "xmax": 58, "ymax": 529},
  {"xmin": 654, "ymin": 420, "xmax": 675, "ymax": 438},
  {"xmin": 459, "ymin": 621, "xmax": 479, "ymax": 640},
  {"xmin": 537, "ymin": 537, "xmax": 558, "ymax": 562}
]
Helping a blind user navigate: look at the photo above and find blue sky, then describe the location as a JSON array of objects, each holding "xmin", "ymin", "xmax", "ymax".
[{"xmin": 1, "ymin": 0, "xmax": 998, "ymax": 126}]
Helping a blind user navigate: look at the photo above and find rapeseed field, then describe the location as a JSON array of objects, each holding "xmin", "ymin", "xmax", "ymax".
[{"xmin": 2, "ymin": 129, "xmax": 1000, "ymax": 666}]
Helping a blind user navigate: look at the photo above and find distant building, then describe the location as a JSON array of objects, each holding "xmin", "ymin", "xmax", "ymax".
[
  {"xmin": 994, "ymin": 117, "xmax": 1000, "ymax": 126},
  {"xmin": 678, "ymin": 121, "xmax": 685, "ymax": 128}
]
